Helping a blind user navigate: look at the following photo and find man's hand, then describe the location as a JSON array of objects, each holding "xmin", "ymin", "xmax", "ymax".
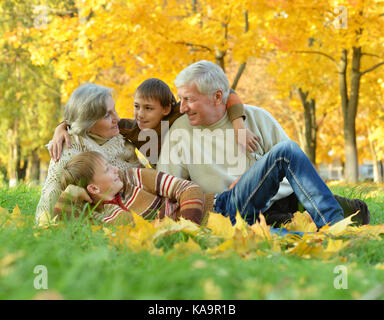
[{"xmin": 49, "ymin": 121, "xmax": 71, "ymax": 162}]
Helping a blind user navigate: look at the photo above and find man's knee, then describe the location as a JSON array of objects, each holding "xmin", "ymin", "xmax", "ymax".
[{"xmin": 272, "ymin": 140, "xmax": 300, "ymax": 155}]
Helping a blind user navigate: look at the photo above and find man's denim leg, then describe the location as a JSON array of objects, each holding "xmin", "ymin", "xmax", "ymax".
[{"xmin": 214, "ymin": 141, "xmax": 344, "ymax": 228}]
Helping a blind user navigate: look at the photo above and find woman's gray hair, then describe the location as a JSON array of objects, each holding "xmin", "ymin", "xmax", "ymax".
[
  {"xmin": 174, "ymin": 60, "xmax": 230, "ymax": 103},
  {"xmin": 64, "ymin": 83, "xmax": 114, "ymax": 136}
]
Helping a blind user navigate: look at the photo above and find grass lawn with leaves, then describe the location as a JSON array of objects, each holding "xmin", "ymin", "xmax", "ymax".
[{"xmin": 0, "ymin": 183, "xmax": 383, "ymax": 300}]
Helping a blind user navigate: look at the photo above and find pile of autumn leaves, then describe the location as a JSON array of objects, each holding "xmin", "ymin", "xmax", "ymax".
[{"xmin": 2, "ymin": 205, "xmax": 384, "ymax": 261}]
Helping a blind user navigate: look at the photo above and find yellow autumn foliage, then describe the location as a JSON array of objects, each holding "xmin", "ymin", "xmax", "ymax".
[{"xmin": 2, "ymin": 202, "xmax": 384, "ymax": 263}]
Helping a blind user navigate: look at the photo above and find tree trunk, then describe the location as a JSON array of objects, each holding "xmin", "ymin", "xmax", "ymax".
[
  {"xmin": 345, "ymin": 47, "xmax": 361, "ymax": 182},
  {"xmin": 373, "ymin": 159, "xmax": 383, "ymax": 183},
  {"xmin": 17, "ymin": 153, "xmax": 27, "ymax": 181},
  {"xmin": 231, "ymin": 11, "xmax": 249, "ymax": 90},
  {"xmin": 368, "ymin": 127, "xmax": 383, "ymax": 183},
  {"xmin": 7, "ymin": 121, "xmax": 19, "ymax": 187},
  {"xmin": 26, "ymin": 149, "xmax": 41, "ymax": 185},
  {"xmin": 298, "ymin": 88, "xmax": 317, "ymax": 166},
  {"xmin": 215, "ymin": 50, "xmax": 226, "ymax": 72},
  {"xmin": 339, "ymin": 48, "xmax": 360, "ymax": 183}
]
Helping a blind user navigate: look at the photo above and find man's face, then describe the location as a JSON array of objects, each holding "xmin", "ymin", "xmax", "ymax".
[{"xmin": 177, "ymin": 82, "xmax": 223, "ymax": 126}]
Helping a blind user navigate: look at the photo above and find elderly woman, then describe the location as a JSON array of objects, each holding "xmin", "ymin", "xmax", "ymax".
[{"xmin": 35, "ymin": 83, "xmax": 142, "ymax": 223}]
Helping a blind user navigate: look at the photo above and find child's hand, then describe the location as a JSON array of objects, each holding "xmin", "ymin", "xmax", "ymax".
[
  {"xmin": 232, "ymin": 118, "xmax": 260, "ymax": 153},
  {"xmin": 229, "ymin": 177, "xmax": 241, "ymax": 190},
  {"xmin": 237, "ymin": 128, "xmax": 260, "ymax": 153},
  {"xmin": 64, "ymin": 185, "xmax": 93, "ymax": 204},
  {"xmin": 49, "ymin": 122, "xmax": 71, "ymax": 162}
]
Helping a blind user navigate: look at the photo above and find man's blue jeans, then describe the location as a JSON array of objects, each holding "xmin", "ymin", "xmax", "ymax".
[{"xmin": 214, "ymin": 141, "xmax": 344, "ymax": 229}]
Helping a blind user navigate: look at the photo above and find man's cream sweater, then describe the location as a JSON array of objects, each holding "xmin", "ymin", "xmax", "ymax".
[{"xmin": 157, "ymin": 105, "xmax": 293, "ymax": 202}]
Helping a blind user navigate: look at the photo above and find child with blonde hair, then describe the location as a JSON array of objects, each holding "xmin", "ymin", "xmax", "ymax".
[{"xmin": 55, "ymin": 151, "xmax": 209, "ymax": 225}]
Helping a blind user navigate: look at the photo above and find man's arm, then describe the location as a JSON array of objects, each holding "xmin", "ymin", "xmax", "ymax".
[{"xmin": 245, "ymin": 106, "xmax": 291, "ymax": 153}]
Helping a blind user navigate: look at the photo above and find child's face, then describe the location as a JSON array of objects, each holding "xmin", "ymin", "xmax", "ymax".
[
  {"xmin": 89, "ymin": 158, "xmax": 123, "ymax": 201},
  {"xmin": 134, "ymin": 94, "xmax": 171, "ymax": 130}
]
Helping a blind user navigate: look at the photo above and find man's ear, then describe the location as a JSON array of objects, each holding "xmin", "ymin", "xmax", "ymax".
[
  {"xmin": 86, "ymin": 184, "xmax": 99, "ymax": 196},
  {"xmin": 213, "ymin": 90, "xmax": 223, "ymax": 105}
]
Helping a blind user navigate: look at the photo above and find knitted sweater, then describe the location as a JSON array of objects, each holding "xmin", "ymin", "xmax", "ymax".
[
  {"xmin": 35, "ymin": 133, "xmax": 143, "ymax": 223},
  {"xmin": 54, "ymin": 167, "xmax": 215, "ymax": 226},
  {"xmin": 118, "ymin": 90, "xmax": 245, "ymax": 167},
  {"xmin": 157, "ymin": 104, "xmax": 294, "ymax": 201}
]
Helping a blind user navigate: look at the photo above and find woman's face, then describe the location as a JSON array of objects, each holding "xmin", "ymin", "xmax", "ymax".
[
  {"xmin": 88, "ymin": 96, "xmax": 121, "ymax": 139},
  {"xmin": 134, "ymin": 94, "xmax": 171, "ymax": 130}
]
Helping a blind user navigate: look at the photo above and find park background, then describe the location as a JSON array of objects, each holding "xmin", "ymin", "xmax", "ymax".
[
  {"xmin": 1, "ymin": 0, "xmax": 384, "ymax": 186},
  {"xmin": 1, "ymin": 0, "xmax": 384, "ymax": 300}
]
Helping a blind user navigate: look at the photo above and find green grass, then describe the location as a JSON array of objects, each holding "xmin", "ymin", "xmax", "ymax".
[{"xmin": 0, "ymin": 183, "xmax": 383, "ymax": 300}]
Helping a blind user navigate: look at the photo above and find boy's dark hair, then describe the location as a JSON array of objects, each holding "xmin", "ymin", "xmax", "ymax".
[{"xmin": 135, "ymin": 78, "xmax": 177, "ymax": 111}]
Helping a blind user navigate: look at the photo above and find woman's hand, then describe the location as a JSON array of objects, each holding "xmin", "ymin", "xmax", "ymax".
[
  {"xmin": 49, "ymin": 122, "xmax": 71, "ymax": 162},
  {"xmin": 232, "ymin": 118, "xmax": 260, "ymax": 153}
]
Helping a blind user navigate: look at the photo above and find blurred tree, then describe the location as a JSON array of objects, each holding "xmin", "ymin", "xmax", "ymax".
[
  {"xmin": 0, "ymin": 0, "xmax": 62, "ymax": 186},
  {"xmin": 266, "ymin": 50, "xmax": 338, "ymax": 167},
  {"xmin": 26, "ymin": 0, "xmax": 277, "ymax": 118},
  {"xmin": 266, "ymin": 0, "xmax": 384, "ymax": 182}
]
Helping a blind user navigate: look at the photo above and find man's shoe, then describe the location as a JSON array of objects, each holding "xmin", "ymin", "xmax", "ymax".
[{"xmin": 334, "ymin": 195, "xmax": 370, "ymax": 225}]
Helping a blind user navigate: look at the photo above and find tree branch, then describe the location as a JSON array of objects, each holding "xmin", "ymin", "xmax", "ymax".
[
  {"xmin": 25, "ymin": 65, "xmax": 61, "ymax": 97},
  {"xmin": 231, "ymin": 11, "xmax": 249, "ymax": 90},
  {"xmin": 361, "ymin": 61, "xmax": 384, "ymax": 76},
  {"xmin": 174, "ymin": 41, "xmax": 212, "ymax": 53},
  {"xmin": 231, "ymin": 62, "xmax": 246, "ymax": 90},
  {"xmin": 361, "ymin": 52, "xmax": 382, "ymax": 59},
  {"xmin": 295, "ymin": 50, "xmax": 338, "ymax": 66}
]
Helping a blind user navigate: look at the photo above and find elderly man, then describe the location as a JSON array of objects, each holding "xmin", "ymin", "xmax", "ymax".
[{"xmin": 157, "ymin": 60, "xmax": 370, "ymax": 226}]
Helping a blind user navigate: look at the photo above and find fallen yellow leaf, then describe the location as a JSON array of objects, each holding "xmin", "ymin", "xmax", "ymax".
[
  {"xmin": 284, "ymin": 211, "xmax": 317, "ymax": 233},
  {"xmin": 206, "ymin": 212, "xmax": 234, "ymax": 239},
  {"xmin": 322, "ymin": 212, "xmax": 358, "ymax": 236},
  {"xmin": 249, "ymin": 213, "xmax": 272, "ymax": 241}
]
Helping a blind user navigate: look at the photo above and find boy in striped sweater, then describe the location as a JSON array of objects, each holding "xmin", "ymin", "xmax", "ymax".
[{"xmin": 54, "ymin": 151, "xmax": 213, "ymax": 225}]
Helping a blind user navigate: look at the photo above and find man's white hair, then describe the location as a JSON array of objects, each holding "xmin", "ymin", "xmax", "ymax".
[{"xmin": 175, "ymin": 60, "xmax": 230, "ymax": 103}]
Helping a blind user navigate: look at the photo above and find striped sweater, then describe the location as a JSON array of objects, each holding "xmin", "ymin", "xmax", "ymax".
[{"xmin": 54, "ymin": 168, "xmax": 215, "ymax": 226}]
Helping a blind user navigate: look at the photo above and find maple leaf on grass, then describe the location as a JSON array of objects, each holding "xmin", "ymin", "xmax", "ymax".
[
  {"xmin": 249, "ymin": 213, "xmax": 273, "ymax": 241},
  {"xmin": 206, "ymin": 212, "xmax": 234, "ymax": 240},
  {"xmin": 284, "ymin": 211, "xmax": 317, "ymax": 233},
  {"xmin": 111, "ymin": 213, "xmax": 157, "ymax": 252},
  {"xmin": 1, "ymin": 206, "xmax": 27, "ymax": 228},
  {"xmin": 320, "ymin": 212, "xmax": 358, "ymax": 236}
]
